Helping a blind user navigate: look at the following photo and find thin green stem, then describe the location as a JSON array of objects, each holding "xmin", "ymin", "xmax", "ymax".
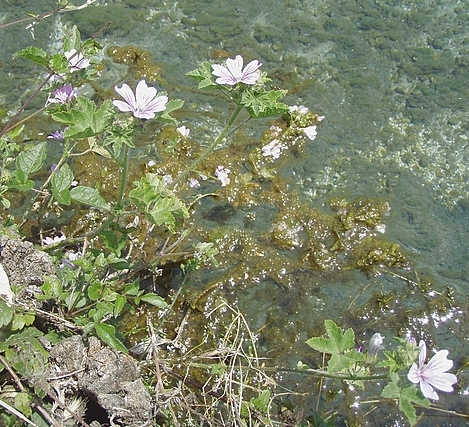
[
  {"xmin": 172, "ymin": 103, "xmax": 244, "ymax": 187},
  {"xmin": 116, "ymin": 144, "xmax": 130, "ymax": 210}
]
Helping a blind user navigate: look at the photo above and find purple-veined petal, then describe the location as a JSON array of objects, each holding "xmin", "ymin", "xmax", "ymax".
[
  {"xmin": 113, "ymin": 99, "xmax": 134, "ymax": 113},
  {"xmin": 407, "ymin": 363, "xmax": 420, "ymax": 384},
  {"xmin": 424, "ymin": 372, "xmax": 458, "ymax": 392},
  {"xmin": 212, "ymin": 64, "xmax": 237, "ymax": 85},
  {"xmin": 240, "ymin": 59, "xmax": 262, "ymax": 84},
  {"xmin": 418, "ymin": 340, "xmax": 427, "ymax": 367},
  {"xmin": 242, "ymin": 59, "xmax": 262, "ymax": 75},
  {"xmin": 143, "ymin": 95, "xmax": 168, "ymax": 113},
  {"xmin": 419, "ymin": 380, "xmax": 440, "ymax": 400},
  {"xmin": 425, "ymin": 350, "xmax": 453, "ymax": 373},
  {"xmin": 135, "ymin": 80, "xmax": 158, "ymax": 109},
  {"xmin": 226, "ymin": 55, "xmax": 243, "ymax": 79},
  {"xmin": 114, "ymin": 83, "xmax": 137, "ymax": 109}
]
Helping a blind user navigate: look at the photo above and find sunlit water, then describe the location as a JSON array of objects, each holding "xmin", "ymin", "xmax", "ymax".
[{"xmin": 1, "ymin": 0, "xmax": 468, "ymax": 424}]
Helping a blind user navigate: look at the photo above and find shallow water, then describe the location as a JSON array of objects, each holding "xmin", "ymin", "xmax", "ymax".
[{"xmin": 1, "ymin": 0, "xmax": 468, "ymax": 424}]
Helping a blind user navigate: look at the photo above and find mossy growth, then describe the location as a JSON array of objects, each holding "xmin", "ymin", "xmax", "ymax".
[{"xmin": 106, "ymin": 45, "xmax": 162, "ymax": 83}]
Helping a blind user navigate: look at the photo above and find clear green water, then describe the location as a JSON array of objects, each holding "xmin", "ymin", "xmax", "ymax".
[{"xmin": 1, "ymin": 0, "xmax": 468, "ymax": 424}]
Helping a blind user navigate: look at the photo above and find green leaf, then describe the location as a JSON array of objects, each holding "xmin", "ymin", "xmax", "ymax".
[
  {"xmin": 381, "ymin": 373, "xmax": 401, "ymax": 399},
  {"xmin": 0, "ymin": 300, "xmax": 14, "ymax": 327},
  {"xmin": 51, "ymin": 163, "xmax": 73, "ymax": 205},
  {"xmin": 381, "ymin": 373, "xmax": 429, "ymax": 427},
  {"xmin": 16, "ymin": 142, "xmax": 47, "ymax": 177},
  {"xmin": 88, "ymin": 282, "xmax": 103, "ymax": 301},
  {"xmin": 63, "ymin": 25, "xmax": 82, "ymax": 52},
  {"xmin": 129, "ymin": 173, "xmax": 189, "ymax": 232},
  {"xmin": 50, "ymin": 53, "xmax": 69, "ymax": 75},
  {"xmin": 306, "ymin": 319, "xmax": 364, "ymax": 372},
  {"xmin": 14, "ymin": 392, "xmax": 32, "ymax": 418},
  {"xmin": 250, "ymin": 389, "xmax": 270, "ymax": 412},
  {"xmin": 100, "ymin": 229, "xmax": 127, "ymax": 257},
  {"xmin": 125, "ymin": 280, "xmax": 140, "ymax": 296},
  {"xmin": 52, "ymin": 97, "xmax": 114, "ymax": 139},
  {"xmin": 186, "ymin": 61, "xmax": 219, "ymax": 89},
  {"xmin": 15, "ymin": 47, "xmax": 49, "ymax": 68},
  {"xmin": 157, "ymin": 98, "xmax": 184, "ymax": 125},
  {"xmin": 94, "ymin": 323, "xmax": 128, "ymax": 353},
  {"xmin": 11, "ymin": 312, "xmax": 35, "ymax": 331},
  {"xmin": 328, "ymin": 349, "xmax": 366, "ymax": 372},
  {"xmin": 241, "ymin": 89, "xmax": 289, "ymax": 118},
  {"xmin": 306, "ymin": 319, "xmax": 355, "ymax": 354},
  {"xmin": 70, "ymin": 185, "xmax": 111, "ymax": 211},
  {"xmin": 399, "ymin": 386, "xmax": 430, "ymax": 426},
  {"xmin": 139, "ymin": 293, "xmax": 169, "ymax": 309},
  {"xmin": 114, "ymin": 294, "xmax": 126, "ymax": 317}
]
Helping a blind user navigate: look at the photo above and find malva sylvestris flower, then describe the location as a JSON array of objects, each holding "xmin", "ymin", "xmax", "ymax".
[
  {"xmin": 46, "ymin": 84, "xmax": 77, "ymax": 105},
  {"xmin": 64, "ymin": 49, "xmax": 90, "ymax": 71},
  {"xmin": 407, "ymin": 340, "xmax": 457, "ymax": 400},
  {"xmin": 212, "ymin": 55, "xmax": 262, "ymax": 86},
  {"xmin": 113, "ymin": 80, "xmax": 168, "ymax": 119}
]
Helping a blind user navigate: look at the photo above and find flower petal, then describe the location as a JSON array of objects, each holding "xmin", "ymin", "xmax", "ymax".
[
  {"xmin": 425, "ymin": 372, "xmax": 457, "ymax": 393},
  {"xmin": 240, "ymin": 59, "xmax": 262, "ymax": 84},
  {"xmin": 114, "ymin": 83, "xmax": 136, "ymax": 110},
  {"xmin": 135, "ymin": 80, "xmax": 157, "ymax": 109},
  {"xmin": 407, "ymin": 363, "xmax": 420, "ymax": 384},
  {"xmin": 212, "ymin": 64, "xmax": 236, "ymax": 85},
  {"xmin": 143, "ymin": 95, "xmax": 168, "ymax": 114},
  {"xmin": 419, "ymin": 380, "xmax": 440, "ymax": 400},
  {"xmin": 113, "ymin": 100, "xmax": 134, "ymax": 113},
  {"xmin": 425, "ymin": 350, "xmax": 453, "ymax": 373},
  {"xmin": 418, "ymin": 340, "xmax": 427, "ymax": 367},
  {"xmin": 226, "ymin": 55, "xmax": 243, "ymax": 79}
]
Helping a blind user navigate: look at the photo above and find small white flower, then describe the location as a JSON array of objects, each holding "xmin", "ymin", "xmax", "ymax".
[
  {"xmin": 177, "ymin": 125, "xmax": 190, "ymax": 137},
  {"xmin": 375, "ymin": 224, "xmax": 386, "ymax": 234},
  {"xmin": 289, "ymin": 105, "xmax": 309, "ymax": 115},
  {"xmin": 163, "ymin": 174, "xmax": 173, "ymax": 185},
  {"xmin": 214, "ymin": 165, "xmax": 231, "ymax": 187},
  {"xmin": 43, "ymin": 234, "xmax": 66, "ymax": 246},
  {"xmin": 188, "ymin": 178, "xmax": 200, "ymax": 188},
  {"xmin": 261, "ymin": 139, "xmax": 283, "ymax": 159},
  {"xmin": 302, "ymin": 125, "xmax": 318, "ymax": 141},
  {"xmin": 148, "ymin": 160, "xmax": 157, "ymax": 167}
]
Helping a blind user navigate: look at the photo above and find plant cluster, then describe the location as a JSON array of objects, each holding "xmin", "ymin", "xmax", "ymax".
[{"xmin": 0, "ymin": 4, "xmax": 464, "ymax": 427}]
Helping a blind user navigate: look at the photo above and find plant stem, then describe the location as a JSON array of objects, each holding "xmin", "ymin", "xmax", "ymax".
[
  {"xmin": 172, "ymin": 103, "xmax": 244, "ymax": 187},
  {"xmin": 116, "ymin": 144, "xmax": 130, "ymax": 210}
]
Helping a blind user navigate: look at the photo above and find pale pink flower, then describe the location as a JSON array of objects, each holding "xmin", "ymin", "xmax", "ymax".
[
  {"xmin": 177, "ymin": 125, "xmax": 190, "ymax": 137},
  {"xmin": 212, "ymin": 55, "xmax": 262, "ymax": 86},
  {"xmin": 43, "ymin": 233, "xmax": 66, "ymax": 246},
  {"xmin": 64, "ymin": 49, "xmax": 90, "ymax": 71},
  {"xmin": 368, "ymin": 333, "xmax": 385, "ymax": 357},
  {"xmin": 407, "ymin": 340, "xmax": 457, "ymax": 400},
  {"xmin": 214, "ymin": 165, "xmax": 231, "ymax": 186},
  {"xmin": 46, "ymin": 84, "xmax": 77, "ymax": 105},
  {"xmin": 113, "ymin": 80, "xmax": 168, "ymax": 119},
  {"xmin": 302, "ymin": 125, "xmax": 318, "ymax": 141}
]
